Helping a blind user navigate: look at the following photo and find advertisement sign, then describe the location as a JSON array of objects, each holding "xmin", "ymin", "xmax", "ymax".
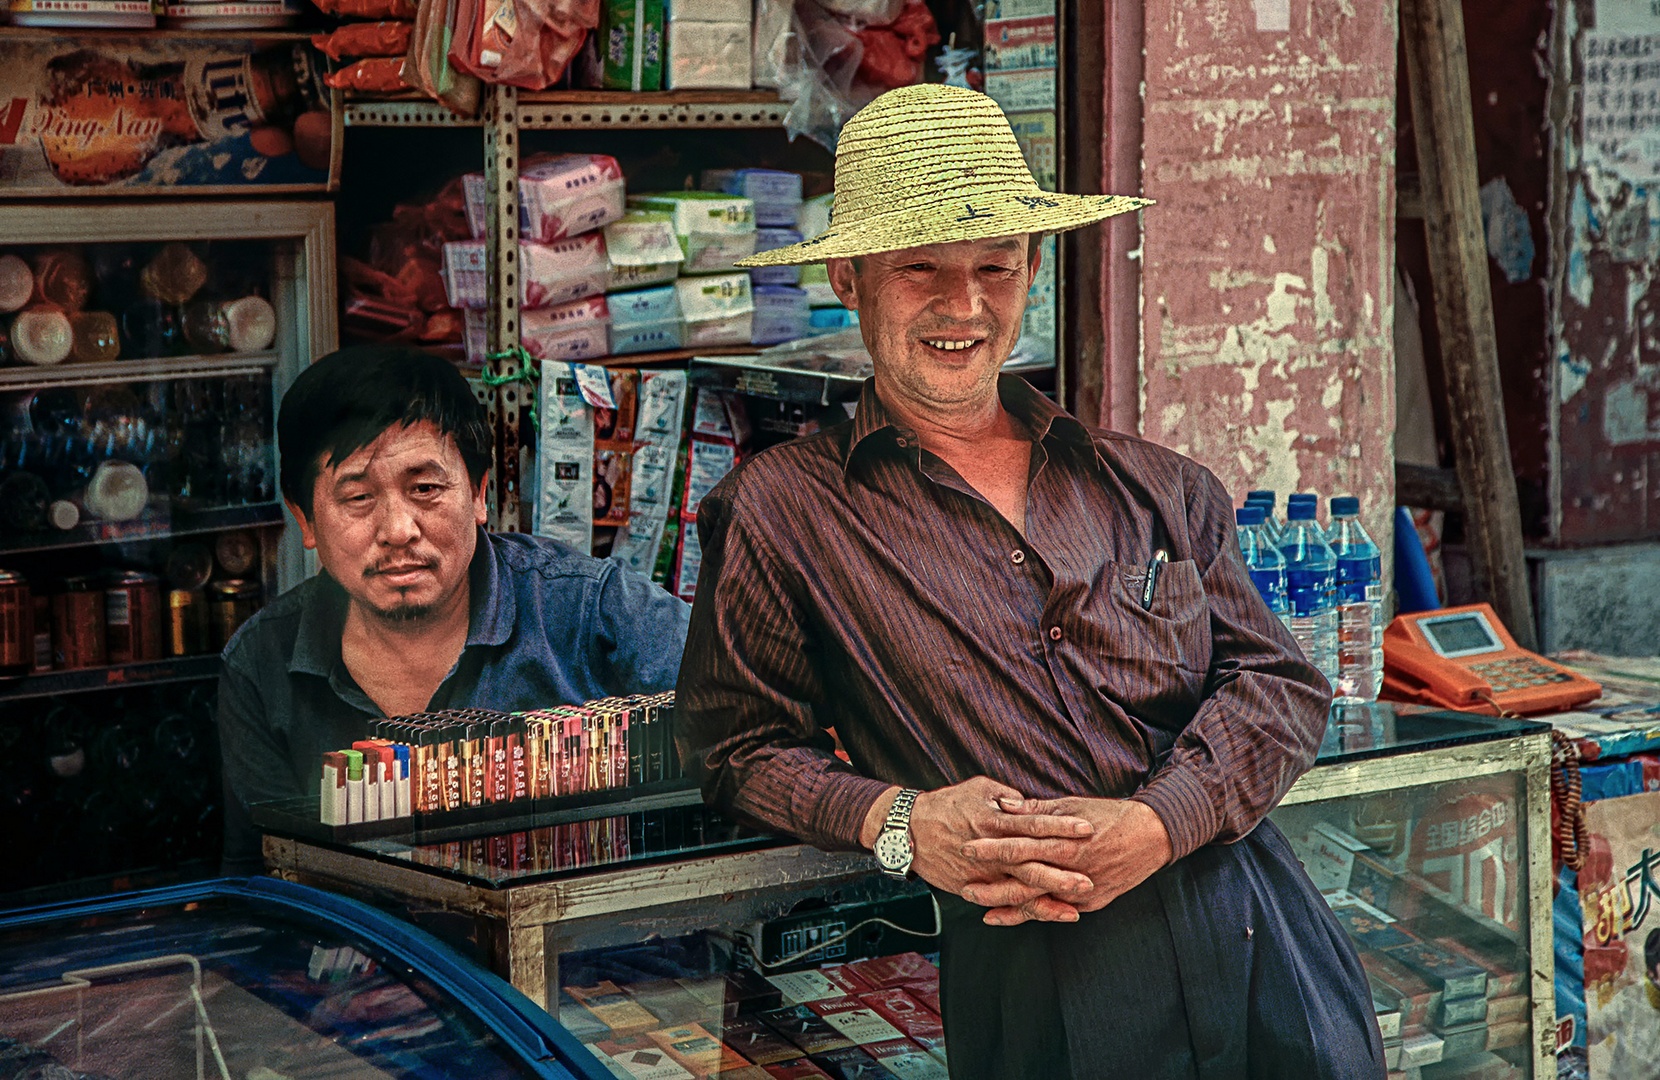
[
  {"xmin": 0, "ymin": 36, "xmax": 334, "ymax": 195},
  {"xmin": 1580, "ymin": 791, "xmax": 1660, "ymax": 1077}
]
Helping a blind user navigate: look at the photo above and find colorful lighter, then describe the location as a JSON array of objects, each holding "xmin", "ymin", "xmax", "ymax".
[
  {"xmin": 321, "ymin": 751, "xmax": 349, "ymax": 826},
  {"xmin": 344, "ymin": 749, "xmax": 365, "ymax": 824}
]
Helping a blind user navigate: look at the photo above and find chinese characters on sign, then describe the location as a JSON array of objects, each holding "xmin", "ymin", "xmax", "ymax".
[{"xmin": 1581, "ymin": 32, "xmax": 1660, "ymax": 184}]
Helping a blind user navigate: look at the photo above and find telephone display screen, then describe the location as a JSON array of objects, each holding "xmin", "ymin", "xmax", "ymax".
[{"xmin": 1421, "ymin": 615, "xmax": 1501, "ymax": 656}]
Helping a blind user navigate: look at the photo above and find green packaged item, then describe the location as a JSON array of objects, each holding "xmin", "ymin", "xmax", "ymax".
[
  {"xmin": 629, "ymin": 192, "xmax": 756, "ymax": 272},
  {"xmin": 600, "ymin": 0, "xmax": 665, "ymax": 91}
]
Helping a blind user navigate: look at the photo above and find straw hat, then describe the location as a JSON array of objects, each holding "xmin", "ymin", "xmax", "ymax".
[{"xmin": 737, "ymin": 83, "xmax": 1151, "ymax": 268}]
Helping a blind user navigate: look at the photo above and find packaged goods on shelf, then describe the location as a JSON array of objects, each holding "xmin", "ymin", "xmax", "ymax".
[
  {"xmin": 608, "ymin": 284, "xmax": 684, "ymax": 356},
  {"xmin": 538, "ymin": 369, "xmax": 597, "ymax": 547},
  {"xmin": 311, "ymin": 20, "xmax": 414, "ymax": 58},
  {"xmin": 464, "ymin": 155, "xmax": 627, "ymax": 243},
  {"xmin": 629, "ymin": 193, "xmax": 757, "ymax": 273},
  {"xmin": 614, "ymin": 371, "xmax": 690, "ymax": 575},
  {"xmin": 442, "ymin": 235, "xmax": 608, "ymax": 309},
  {"xmin": 592, "ymin": 0, "xmax": 666, "ymax": 89},
  {"xmin": 523, "ymin": 298, "xmax": 612, "ymax": 362},
  {"xmin": 700, "ymin": 169, "xmax": 804, "ymax": 227},
  {"xmin": 751, "ymin": 229, "xmax": 805, "ymax": 287},
  {"xmin": 604, "ymin": 211, "xmax": 686, "ymax": 291},
  {"xmin": 752, "ymin": 286, "xmax": 810, "ymax": 346},
  {"xmin": 324, "ymin": 57, "xmax": 412, "ymax": 92},
  {"xmin": 677, "ymin": 272, "xmax": 754, "ymax": 348},
  {"xmin": 666, "ymin": 20, "xmax": 753, "ymax": 89}
]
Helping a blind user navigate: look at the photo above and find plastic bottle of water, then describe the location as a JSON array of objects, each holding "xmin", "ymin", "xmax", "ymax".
[
  {"xmin": 1278, "ymin": 499, "xmax": 1339, "ymax": 688},
  {"xmin": 1245, "ymin": 491, "xmax": 1279, "ymax": 543},
  {"xmin": 1287, "ymin": 493, "xmax": 1324, "ymax": 540},
  {"xmin": 1237, "ymin": 505, "xmax": 1292, "ymax": 634},
  {"xmin": 1328, "ymin": 495, "xmax": 1384, "ymax": 702}
]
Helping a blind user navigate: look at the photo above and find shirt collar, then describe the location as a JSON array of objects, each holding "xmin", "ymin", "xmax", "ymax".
[
  {"xmin": 844, "ymin": 373, "xmax": 1095, "ymax": 470},
  {"xmin": 288, "ymin": 527, "xmax": 512, "ymax": 678}
]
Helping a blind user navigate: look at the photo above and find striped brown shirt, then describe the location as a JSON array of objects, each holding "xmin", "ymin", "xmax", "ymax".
[{"xmin": 674, "ymin": 375, "xmax": 1330, "ymax": 861}]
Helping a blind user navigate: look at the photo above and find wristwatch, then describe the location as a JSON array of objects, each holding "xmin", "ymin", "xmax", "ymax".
[{"xmin": 873, "ymin": 788, "xmax": 921, "ymax": 879}]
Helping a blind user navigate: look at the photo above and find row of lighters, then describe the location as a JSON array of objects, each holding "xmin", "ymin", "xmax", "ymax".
[{"xmin": 318, "ymin": 692, "xmax": 678, "ymax": 826}]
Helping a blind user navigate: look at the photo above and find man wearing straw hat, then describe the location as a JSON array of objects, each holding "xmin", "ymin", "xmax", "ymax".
[{"xmin": 677, "ymin": 84, "xmax": 1384, "ymax": 1078}]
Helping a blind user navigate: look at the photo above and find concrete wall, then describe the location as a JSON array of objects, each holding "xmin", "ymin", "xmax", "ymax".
[{"xmin": 1134, "ymin": 1, "xmax": 1399, "ymax": 553}]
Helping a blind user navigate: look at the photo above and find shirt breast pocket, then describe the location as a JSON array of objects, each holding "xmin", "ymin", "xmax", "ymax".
[{"xmin": 1096, "ymin": 558, "xmax": 1212, "ymax": 682}]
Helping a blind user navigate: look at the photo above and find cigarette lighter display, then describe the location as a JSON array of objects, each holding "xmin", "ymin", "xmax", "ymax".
[{"xmin": 314, "ymin": 691, "xmax": 680, "ymax": 834}]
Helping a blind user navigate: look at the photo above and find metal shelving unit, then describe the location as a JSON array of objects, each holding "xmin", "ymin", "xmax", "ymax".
[
  {"xmin": 0, "ymin": 503, "xmax": 286, "ymax": 558},
  {"xmin": 0, "ymin": 656, "xmax": 224, "ymax": 703}
]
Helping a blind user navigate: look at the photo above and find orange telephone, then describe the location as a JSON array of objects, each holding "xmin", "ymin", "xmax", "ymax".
[{"xmin": 1380, "ymin": 602, "xmax": 1601, "ymax": 715}]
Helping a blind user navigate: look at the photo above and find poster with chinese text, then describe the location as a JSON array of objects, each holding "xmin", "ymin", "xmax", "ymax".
[{"xmin": 1579, "ymin": 790, "xmax": 1660, "ymax": 1078}]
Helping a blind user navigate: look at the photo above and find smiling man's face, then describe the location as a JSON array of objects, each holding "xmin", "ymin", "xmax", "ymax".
[
  {"xmin": 828, "ymin": 234, "xmax": 1039, "ymax": 416},
  {"xmin": 291, "ymin": 420, "xmax": 489, "ymax": 626}
]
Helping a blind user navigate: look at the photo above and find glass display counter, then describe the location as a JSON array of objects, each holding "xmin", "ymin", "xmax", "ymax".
[{"xmin": 261, "ymin": 706, "xmax": 1555, "ymax": 1080}]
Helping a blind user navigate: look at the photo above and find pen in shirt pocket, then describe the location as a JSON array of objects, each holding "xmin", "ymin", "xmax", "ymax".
[{"xmin": 1141, "ymin": 549, "xmax": 1169, "ymax": 609}]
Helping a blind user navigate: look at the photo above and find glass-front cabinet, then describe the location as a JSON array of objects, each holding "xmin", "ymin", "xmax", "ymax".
[
  {"xmin": 262, "ymin": 707, "xmax": 1554, "ymax": 1080},
  {"xmin": 0, "ymin": 200, "xmax": 333, "ymax": 698}
]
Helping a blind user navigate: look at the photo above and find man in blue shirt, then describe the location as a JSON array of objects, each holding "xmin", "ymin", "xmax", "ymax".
[{"xmin": 218, "ymin": 346, "xmax": 689, "ymax": 873}]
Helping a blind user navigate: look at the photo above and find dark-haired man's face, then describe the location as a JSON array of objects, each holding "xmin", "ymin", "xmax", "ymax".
[{"xmin": 289, "ymin": 420, "xmax": 488, "ymax": 625}]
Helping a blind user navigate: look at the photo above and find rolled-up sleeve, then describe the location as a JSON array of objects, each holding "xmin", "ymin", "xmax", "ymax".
[
  {"xmin": 1130, "ymin": 465, "xmax": 1331, "ymax": 860},
  {"xmin": 674, "ymin": 475, "xmax": 891, "ymax": 851}
]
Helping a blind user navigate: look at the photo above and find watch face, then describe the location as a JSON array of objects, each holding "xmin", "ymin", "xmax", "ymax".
[{"xmin": 874, "ymin": 829, "xmax": 912, "ymax": 870}]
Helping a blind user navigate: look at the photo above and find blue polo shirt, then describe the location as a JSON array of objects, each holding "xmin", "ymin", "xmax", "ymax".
[{"xmin": 216, "ymin": 528, "xmax": 690, "ymax": 873}]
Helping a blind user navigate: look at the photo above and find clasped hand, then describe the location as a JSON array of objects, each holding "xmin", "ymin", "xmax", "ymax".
[{"xmin": 907, "ymin": 777, "xmax": 1174, "ymax": 927}]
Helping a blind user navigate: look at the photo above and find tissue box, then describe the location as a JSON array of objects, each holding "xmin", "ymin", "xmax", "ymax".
[
  {"xmin": 667, "ymin": 0, "xmax": 748, "ymax": 20},
  {"xmin": 751, "ymin": 285, "xmax": 808, "ymax": 345},
  {"xmin": 521, "ymin": 296, "xmax": 611, "ymax": 362},
  {"xmin": 522, "ymin": 235, "xmax": 610, "ymax": 308},
  {"xmin": 630, "ymin": 192, "xmax": 756, "ymax": 272},
  {"xmin": 611, "ymin": 322, "xmax": 684, "ymax": 355},
  {"xmin": 463, "ymin": 157, "xmax": 626, "ymax": 242},
  {"xmin": 443, "ymin": 236, "xmax": 608, "ymax": 309},
  {"xmin": 610, "ymin": 284, "xmax": 685, "ymax": 355},
  {"xmin": 703, "ymin": 168, "xmax": 803, "ymax": 226},
  {"xmin": 604, "ymin": 209, "xmax": 683, "ymax": 291},
  {"xmin": 750, "ymin": 228, "xmax": 803, "ymax": 286},
  {"xmin": 598, "ymin": 0, "xmax": 664, "ymax": 89},
  {"xmin": 666, "ymin": 20, "xmax": 752, "ymax": 89}
]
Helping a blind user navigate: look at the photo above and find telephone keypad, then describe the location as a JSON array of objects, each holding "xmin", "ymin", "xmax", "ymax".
[{"xmin": 1467, "ymin": 657, "xmax": 1575, "ymax": 693}]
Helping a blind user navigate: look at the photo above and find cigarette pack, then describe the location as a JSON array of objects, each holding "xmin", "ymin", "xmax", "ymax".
[
  {"xmin": 598, "ymin": 0, "xmax": 665, "ymax": 89},
  {"xmin": 805, "ymin": 999, "xmax": 903, "ymax": 1046},
  {"xmin": 1361, "ymin": 949, "xmax": 1442, "ymax": 1029},
  {"xmin": 757, "ymin": 1006, "xmax": 856, "ymax": 1055},
  {"xmin": 1327, "ymin": 897, "xmax": 1415, "ymax": 951},
  {"xmin": 1484, "ymin": 1018, "xmax": 1528, "ymax": 1050},
  {"xmin": 1429, "ymin": 937, "xmax": 1527, "ymax": 998},
  {"xmin": 724, "ymin": 968, "xmax": 785, "ymax": 1014},
  {"xmin": 557, "ymin": 987, "xmax": 613, "ymax": 1042},
  {"xmin": 1484, "ymin": 995, "xmax": 1528, "ymax": 1025},
  {"xmin": 597, "ymin": 1034, "xmax": 698, "ymax": 1079},
  {"xmin": 763, "ymin": 1062, "xmax": 834, "ymax": 1080},
  {"xmin": 1381, "ymin": 1039, "xmax": 1401, "ymax": 1069},
  {"xmin": 722, "ymin": 1016, "xmax": 806, "ymax": 1065},
  {"xmin": 666, "ymin": 20, "xmax": 752, "ymax": 89},
  {"xmin": 817, "ymin": 966, "xmax": 873, "ymax": 995},
  {"xmin": 1372, "ymin": 988, "xmax": 1402, "ymax": 1041},
  {"xmin": 1398, "ymin": 1026, "xmax": 1444, "ymax": 1067},
  {"xmin": 1380, "ymin": 939, "xmax": 1488, "ymax": 1001},
  {"xmin": 855, "ymin": 990, "xmax": 942, "ymax": 1044},
  {"xmin": 1432, "ymin": 993, "xmax": 1488, "ymax": 1030},
  {"xmin": 1432, "ymin": 1019, "xmax": 1488, "ymax": 1059},
  {"xmin": 646, "ymin": 1023, "xmax": 750, "ymax": 1075},
  {"xmin": 766, "ymin": 970, "xmax": 845, "ymax": 1005},
  {"xmin": 569, "ymin": 980, "xmax": 662, "ymax": 1036},
  {"xmin": 861, "ymin": 1039, "xmax": 945, "ymax": 1080},
  {"xmin": 807, "ymin": 1046, "xmax": 899, "ymax": 1080},
  {"xmin": 895, "ymin": 981, "xmax": 938, "ymax": 1017}
]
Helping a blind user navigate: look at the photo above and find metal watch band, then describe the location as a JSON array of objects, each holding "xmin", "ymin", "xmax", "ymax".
[{"xmin": 883, "ymin": 788, "xmax": 920, "ymax": 834}]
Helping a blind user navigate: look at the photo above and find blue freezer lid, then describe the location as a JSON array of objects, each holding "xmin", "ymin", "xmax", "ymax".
[{"xmin": 0, "ymin": 877, "xmax": 613, "ymax": 1080}]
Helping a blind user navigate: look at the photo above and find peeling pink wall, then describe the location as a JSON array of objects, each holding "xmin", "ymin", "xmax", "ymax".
[{"xmin": 1135, "ymin": 1, "xmax": 1398, "ymax": 552}]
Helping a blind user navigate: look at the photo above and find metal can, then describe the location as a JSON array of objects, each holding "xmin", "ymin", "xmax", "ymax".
[
  {"xmin": 105, "ymin": 570, "xmax": 163, "ymax": 664},
  {"xmin": 169, "ymin": 588, "xmax": 206, "ymax": 657},
  {"xmin": 31, "ymin": 593, "xmax": 52, "ymax": 673},
  {"xmin": 209, "ymin": 578, "xmax": 261, "ymax": 650},
  {"xmin": 0, "ymin": 569, "xmax": 31, "ymax": 677},
  {"xmin": 52, "ymin": 575, "xmax": 107, "ymax": 670}
]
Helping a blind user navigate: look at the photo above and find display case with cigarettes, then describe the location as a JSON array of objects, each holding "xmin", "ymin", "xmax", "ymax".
[{"xmin": 260, "ymin": 705, "xmax": 1556, "ymax": 1080}]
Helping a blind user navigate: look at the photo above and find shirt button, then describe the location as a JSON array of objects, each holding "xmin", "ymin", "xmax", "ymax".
[
  {"xmin": 1048, "ymin": 626, "xmax": 1062, "ymax": 641},
  {"xmin": 895, "ymin": 437, "xmax": 908, "ymax": 447},
  {"xmin": 1011, "ymin": 550, "xmax": 1026, "ymax": 565}
]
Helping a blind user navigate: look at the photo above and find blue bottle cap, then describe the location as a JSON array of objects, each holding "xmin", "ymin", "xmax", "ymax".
[
  {"xmin": 1236, "ymin": 505, "xmax": 1265, "ymax": 526},
  {"xmin": 1287, "ymin": 501, "xmax": 1318, "ymax": 521},
  {"xmin": 1330, "ymin": 495, "xmax": 1360, "ymax": 516},
  {"xmin": 1246, "ymin": 489, "xmax": 1275, "ymax": 502},
  {"xmin": 1287, "ymin": 492, "xmax": 1317, "ymax": 504}
]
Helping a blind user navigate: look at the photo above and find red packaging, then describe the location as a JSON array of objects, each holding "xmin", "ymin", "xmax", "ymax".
[
  {"xmin": 323, "ymin": 57, "xmax": 412, "ymax": 92},
  {"xmin": 764, "ymin": 1063, "xmax": 833, "ymax": 1080},
  {"xmin": 846, "ymin": 953, "xmax": 936, "ymax": 990},
  {"xmin": 897, "ymin": 980, "xmax": 939, "ymax": 1016},
  {"xmin": 805, "ymin": 998, "xmax": 902, "ymax": 1046},
  {"xmin": 646, "ymin": 1023, "xmax": 749, "ymax": 1076},
  {"xmin": 817, "ymin": 964, "xmax": 873, "ymax": 995},
  {"xmin": 312, "ymin": 21, "xmax": 414, "ymax": 60},
  {"xmin": 856, "ymin": 989, "xmax": 943, "ymax": 1043},
  {"xmin": 312, "ymin": 0, "xmax": 416, "ymax": 16}
]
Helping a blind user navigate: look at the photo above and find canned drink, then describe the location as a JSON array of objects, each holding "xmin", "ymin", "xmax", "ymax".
[
  {"xmin": 0, "ymin": 569, "xmax": 31, "ymax": 677},
  {"xmin": 31, "ymin": 593, "xmax": 52, "ymax": 673},
  {"xmin": 169, "ymin": 588, "xmax": 206, "ymax": 657},
  {"xmin": 105, "ymin": 570, "xmax": 163, "ymax": 664},
  {"xmin": 208, "ymin": 578, "xmax": 261, "ymax": 650},
  {"xmin": 52, "ymin": 575, "xmax": 107, "ymax": 670}
]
